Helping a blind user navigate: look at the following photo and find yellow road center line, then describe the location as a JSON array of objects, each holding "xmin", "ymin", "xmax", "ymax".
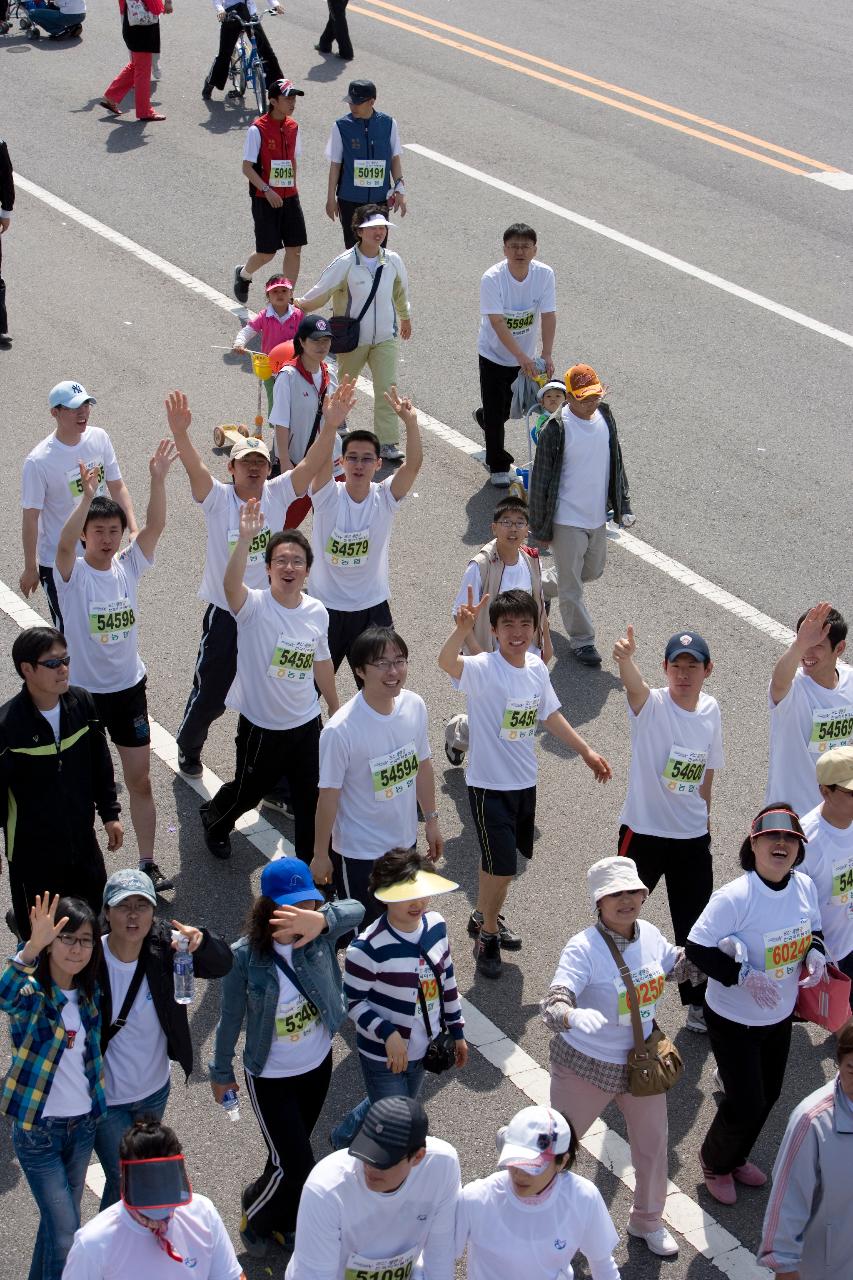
[{"xmin": 355, "ymin": 0, "xmax": 839, "ymax": 174}]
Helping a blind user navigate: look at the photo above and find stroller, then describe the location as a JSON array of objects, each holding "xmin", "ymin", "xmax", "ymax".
[{"xmin": 3, "ymin": 0, "xmax": 84, "ymax": 38}]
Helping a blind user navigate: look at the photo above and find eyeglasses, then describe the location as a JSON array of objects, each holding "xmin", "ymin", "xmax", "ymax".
[
  {"xmin": 367, "ymin": 657, "xmax": 409, "ymax": 671},
  {"xmin": 37, "ymin": 655, "xmax": 71, "ymax": 669},
  {"xmin": 270, "ymin": 557, "xmax": 307, "ymax": 568},
  {"xmin": 344, "ymin": 454, "xmax": 379, "ymax": 465},
  {"xmin": 495, "ymin": 519, "xmax": 528, "ymax": 530},
  {"xmin": 56, "ymin": 934, "xmax": 94, "ymax": 951}
]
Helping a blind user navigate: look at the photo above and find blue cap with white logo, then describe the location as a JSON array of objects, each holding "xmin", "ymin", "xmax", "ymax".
[
  {"xmin": 664, "ymin": 631, "xmax": 711, "ymax": 663},
  {"xmin": 48, "ymin": 381, "xmax": 96, "ymax": 410},
  {"xmin": 260, "ymin": 857, "xmax": 324, "ymax": 907}
]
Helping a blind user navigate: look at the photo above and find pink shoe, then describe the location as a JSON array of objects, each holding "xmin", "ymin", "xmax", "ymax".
[
  {"xmin": 733, "ymin": 1161, "xmax": 767, "ymax": 1187},
  {"xmin": 701, "ymin": 1164, "xmax": 737, "ymax": 1205}
]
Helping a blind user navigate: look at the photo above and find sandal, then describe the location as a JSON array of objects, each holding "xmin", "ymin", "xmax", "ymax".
[{"xmin": 99, "ymin": 98, "xmax": 122, "ymax": 115}]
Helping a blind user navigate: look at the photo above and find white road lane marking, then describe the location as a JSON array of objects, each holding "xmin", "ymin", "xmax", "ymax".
[
  {"xmin": 0, "ymin": 584, "xmax": 771, "ymax": 1275},
  {"xmin": 404, "ymin": 144, "xmax": 853, "ymax": 352},
  {"xmin": 806, "ymin": 171, "xmax": 853, "ymax": 190}
]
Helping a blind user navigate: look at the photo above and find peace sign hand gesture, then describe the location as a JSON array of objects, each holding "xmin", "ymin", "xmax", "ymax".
[
  {"xmin": 238, "ymin": 497, "xmax": 265, "ymax": 544},
  {"xmin": 456, "ymin": 585, "xmax": 490, "ymax": 637},
  {"xmin": 25, "ymin": 893, "xmax": 70, "ymax": 959}
]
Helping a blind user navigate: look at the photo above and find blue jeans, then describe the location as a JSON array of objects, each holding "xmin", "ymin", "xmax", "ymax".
[
  {"xmin": 93, "ymin": 1079, "xmax": 171, "ymax": 1210},
  {"xmin": 13, "ymin": 1112, "xmax": 97, "ymax": 1280},
  {"xmin": 330, "ymin": 1052, "xmax": 425, "ymax": 1150},
  {"xmin": 24, "ymin": 3, "xmax": 85, "ymax": 33}
]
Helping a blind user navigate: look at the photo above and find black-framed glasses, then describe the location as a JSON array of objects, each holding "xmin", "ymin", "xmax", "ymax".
[
  {"xmin": 367, "ymin": 657, "xmax": 409, "ymax": 671},
  {"xmin": 37, "ymin": 655, "xmax": 71, "ymax": 669},
  {"xmin": 56, "ymin": 934, "xmax": 94, "ymax": 951},
  {"xmin": 495, "ymin": 519, "xmax": 528, "ymax": 529}
]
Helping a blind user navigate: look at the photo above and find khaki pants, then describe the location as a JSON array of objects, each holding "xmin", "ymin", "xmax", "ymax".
[
  {"xmin": 337, "ymin": 338, "xmax": 400, "ymax": 445},
  {"xmin": 550, "ymin": 522, "xmax": 607, "ymax": 648}
]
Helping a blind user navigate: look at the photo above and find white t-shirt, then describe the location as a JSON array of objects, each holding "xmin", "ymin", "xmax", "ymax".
[
  {"xmin": 42, "ymin": 990, "xmax": 92, "ymax": 1118},
  {"xmin": 269, "ymin": 364, "xmax": 338, "ymax": 465},
  {"xmin": 325, "ymin": 118, "xmax": 402, "ymax": 163},
  {"xmin": 57, "ymin": 542, "xmax": 152, "ymax": 695},
  {"xmin": 62, "ymin": 1195, "xmax": 242, "ymax": 1280},
  {"xmin": 102, "ymin": 937, "xmax": 170, "ymax": 1107},
  {"xmin": 457, "ymin": 1169, "xmax": 619, "ymax": 1280},
  {"xmin": 800, "ymin": 805, "xmax": 853, "ymax": 963},
  {"xmin": 454, "ymin": 557, "xmax": 533, "ymax": 615},
  {"xmin": 554, "ymin": 409, "xmax": 609, "ymax": 529},
  {"xmin": 399, "ymin": 920, "xmax": 435, "ymax": 1062},
  {"xmin": 619, "ymin": 687, "xmax": 724, "ymax": 840},
  {"xmin": 319, "ymin": 689, "xmax": 430, "ymax": 860},
  {"xmin": 456, "ymin": 651, "xmax": 560, "ymax": 791},
  {"xmin": 308, "ymin": 477, "xmax": 403, "ymax": 612},
  {"xmin": 550, "ymin": 922, "xmax": 680, "ymax": 1064},
  {"xmin": 226, "ymin": 589, "xmax": 329, "ymax": 731},
  {"xmin": 39, "ymin": 704, "xmax": 61, "ymax": 743},
  {"xmin": 259, "ymin": 941, "xmax": 333, "ymax": 1078},
  {"xmin": 21, "ymin": 427, "xmax": 122, "ymax": 567},
  {"xmin": 243, "ymin": 123, "xmax": 304, "ymax": 164},
  {"xmin": 688, "ymin": 870, "xmax": 822, "ymax": 1025},
  {"xmin": 766, "ymin": 667, "xmax": 853, "ymax": 818},
  {"xmin": 285, "ymin": 1138, "xmax": 460, "ymax": 1280},
  {"xmin": 197, "ymin": 473, "xmax": 297, "ymax": 610},
  {"xmin": 477, "ymin": 260, "xmax": 557, "ymax": 367}
]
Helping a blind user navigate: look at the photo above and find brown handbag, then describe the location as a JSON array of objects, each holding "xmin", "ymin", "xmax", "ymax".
[{"xmin": 597, "ymin": 926, "xmax": 684, "ymax": 1098}]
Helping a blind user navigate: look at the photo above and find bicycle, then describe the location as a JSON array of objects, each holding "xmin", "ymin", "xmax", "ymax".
[{"xmin": 225, "ymin": 9, "xmax": 278, "ymax": 116}]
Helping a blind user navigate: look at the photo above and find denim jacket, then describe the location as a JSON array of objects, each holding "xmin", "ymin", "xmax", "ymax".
[{"xmin": 209, "ymin": 898, "xmax": 364, "ymax": 1083}]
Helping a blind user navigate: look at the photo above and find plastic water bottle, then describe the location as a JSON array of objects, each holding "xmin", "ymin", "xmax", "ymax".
[
  {"xmin": 221, "ymin": 1089, "xmax": 240, "ymax": 1123},
  {"xmin": 172, "ymin": 933, "xmax": 194, "ymax": 1006}
]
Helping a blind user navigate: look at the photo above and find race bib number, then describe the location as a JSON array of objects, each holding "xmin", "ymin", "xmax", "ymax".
[
  {"xmin": 370, "ymin": 742, "xmax": 419, "ymax": 801},
  {"xmin": 325, "ymin": 526, "xmax": 370, "ymax": 568},
  {"xmin": 353, "ymin": 159, "xmax": 387, "ymax": 188},
  {"xmin": 344, "ymin": 1248, "xmax": 417, "ymax": 1280},
  {"xmin": 503, "ymin": 308, "xmax": 535, "ymax": 335},
  {"xmin": 661, "ymin": 745, "xmax": 707, "ymax": 795},
  {"xmin": 228, "ymin": 525, "xmax": 271, "ymax": 566},
  {"xmin": 268, "ymin": 158, "xmax": 294, "ymax": 188},
  {"xmin": 809, "ymin": 706, "xmax": 853, "ymax": 754},
  {"xmin": 831, "ymin": 853, "xmax": 853, "ymax": 915},
  {"xmin": 269, "ymin": 635, "xmax": 316, "ymax": 681},
  {"xmin": 418, "ymin": 956, "xmax": 439, "ymax": 1024},
  {"xmin": 67, "ymin": 460, "xmax": 105, "ymax": 500},
  {"xmin": 499, "ymin": 696, "xmax": 539, "ymax": 741},
  {"xmin": 614, "ymin": 964, "xmax": 665, "ymax": 1027},
  {"xmin": 275, "ymin": 995, "xmax": 319, "ymax": 1041},
  {"xmin": 88, "ymin": 597, "xmax": 135, "ymax": 645},
  {"xmin": 763, "ymin": 919, "xmax": 812, "ymax": 979}
]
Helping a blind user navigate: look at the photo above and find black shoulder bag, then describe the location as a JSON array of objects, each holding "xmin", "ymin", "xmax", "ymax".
[
  {"xmin": 329, "ymin": 257, "xmax": 384, "ymax": 354},
  {"xmin": 102, "ymin": 957, "xmax": 147, "ymax": 1052},
  {"xmin": 417, "ymin": 950, "xmax": 457, "ymax": 1074}
]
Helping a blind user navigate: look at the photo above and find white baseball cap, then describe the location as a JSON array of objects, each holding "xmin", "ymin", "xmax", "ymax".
[{"xmin": 496, "ymin": 1106, "xmax": 572, "ymax": 1173}]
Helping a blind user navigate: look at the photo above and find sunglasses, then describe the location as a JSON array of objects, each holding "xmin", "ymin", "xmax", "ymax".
[{"xmin": 36, "ymin": 655, "xmax": 71, "ymax": 669}]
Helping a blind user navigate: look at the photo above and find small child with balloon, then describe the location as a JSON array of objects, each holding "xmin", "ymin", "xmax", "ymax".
[{"xmin": 232, "ymin": 274, "xmax": 303, "ymax": 418}]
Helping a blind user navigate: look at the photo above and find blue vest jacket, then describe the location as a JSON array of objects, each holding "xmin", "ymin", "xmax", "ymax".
[{"xmin": 335, "ymin": 111, "xmax": 394, "ymax": 202}]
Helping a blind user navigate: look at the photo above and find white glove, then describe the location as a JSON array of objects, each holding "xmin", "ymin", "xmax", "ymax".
[
  {"xmin": 739, "ymin": 965, "xmax": 781, "ymax": 1009},
  {"xmin": 718, "ymin": 934, "xmax": 748, "ymax": 965},
  {"xmin": 798, "ymin": 949, "xmax": 827, "ymax": 989},
  {"xmin": 568, "ymin": 1007, "xmax": 608, "ymax": 1034}
]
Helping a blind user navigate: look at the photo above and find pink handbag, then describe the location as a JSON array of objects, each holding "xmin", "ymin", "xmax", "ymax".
[{"xmin": 794, "ymin": 963, "xmax": 852, "ymax": 1032}]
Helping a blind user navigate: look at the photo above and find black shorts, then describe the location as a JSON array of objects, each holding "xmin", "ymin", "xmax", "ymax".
[
  {"xmin": 468, "ymin": 785, "xmax": 536, "ymax": 876},
  {"xmin": 92, "ymin": 676, "xmax": 151, "ymax": 749},
  {"xmin": 251, "ymin": 195, "xmax": 308, "ymax": 253}
]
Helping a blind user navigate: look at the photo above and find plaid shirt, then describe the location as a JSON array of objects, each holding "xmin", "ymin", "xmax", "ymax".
[
  {"xmin": 528, "ymin": 401, "xmax": 632, "ymax": 542},
  {"xmin": 0, "ymin": 957, "xmax": 105, "ymax": 1130}
]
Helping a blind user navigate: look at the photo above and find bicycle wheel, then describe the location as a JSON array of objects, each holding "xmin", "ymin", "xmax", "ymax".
[
  {"xmin": 250, "ymin": 55, "xmax": 267, "ymax": 115},
  {"xmin": 228, "ymin": 34, "xmax": 247, "ymax": 97}
]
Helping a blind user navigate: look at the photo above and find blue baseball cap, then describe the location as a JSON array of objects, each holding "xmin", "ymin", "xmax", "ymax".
[
  {"xmin": 49, "ymin": 380, "xmax": 96, "ymax": 409},
  {"xmin": 664, "ymin": 631, "xmax": 711, "ymax": 663},
  {"xmin": 260, "ymin": 857, "xmax": 324, "ymax": 907}
]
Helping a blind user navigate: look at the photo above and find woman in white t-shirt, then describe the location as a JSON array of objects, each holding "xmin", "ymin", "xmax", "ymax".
[
  {"xmin": 686, "ymin": 805, "xmax": 826, "ymax": 1207},
  {"xmin": 456, "ymin": 1105, "xmax": 620, "ymax": 1280},
  {"xmin": 541, "ymin": 857, "xmax": 699, "ymax": 1260},
  {"xmin": 0, "ymin": 893, "xmax": 105, "ymax": 1280}
]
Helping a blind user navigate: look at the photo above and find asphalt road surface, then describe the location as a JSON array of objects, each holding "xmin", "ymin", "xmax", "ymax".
[{"xmin": 1, "ymin": 2, "xmax": 852, "ymax": 1277}]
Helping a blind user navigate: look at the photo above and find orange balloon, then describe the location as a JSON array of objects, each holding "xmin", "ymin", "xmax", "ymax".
[{"xmin": 268, "ymin": 340, "xmax": 295, "ymax": 375}]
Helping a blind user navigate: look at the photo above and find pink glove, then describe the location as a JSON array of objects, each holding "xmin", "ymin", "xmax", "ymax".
[
  {"xmin": 798, "ymin": 949, "xmax": 827, "ymax": 989},
  {"xmin": 740, "ymin": 965, "xmax": 781, "ymax": 1010}
]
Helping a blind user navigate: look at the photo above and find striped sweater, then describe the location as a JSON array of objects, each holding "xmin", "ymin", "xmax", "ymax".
[{"xmin": 344, "ymin": 911, "xmax": 464, "ymax": 1061}]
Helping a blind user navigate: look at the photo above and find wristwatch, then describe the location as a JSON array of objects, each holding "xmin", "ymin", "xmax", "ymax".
[{"xmin": 422, "ymin": 809, "xmax": 439, "ymax": 821}]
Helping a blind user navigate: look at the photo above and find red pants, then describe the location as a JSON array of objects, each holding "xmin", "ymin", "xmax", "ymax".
[{"xmin": 104, "ymin": 52, "xmax": 153, "ymax": 120}]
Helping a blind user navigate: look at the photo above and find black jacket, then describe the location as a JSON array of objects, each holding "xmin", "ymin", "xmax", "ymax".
[
  {"xmin": 100, "ymin": 919, "xmax": 233, "ymax": 1080},
  {"xmin": 0, "ymin": 684, "xmax": 119, "ymax": 870}
]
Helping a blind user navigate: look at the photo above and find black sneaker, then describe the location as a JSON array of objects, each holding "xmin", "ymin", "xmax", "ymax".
[
  {"xmin": 473, "ymin": 931, "xmax": 502, "ymax": 978},
  {"xmin": 314, "ymin": 42, "xmax": 332, "ymax": 53},
  {"xmin": 200, "ymin": 804, "xmax": 232, "ymax": 860},
  {"xmin": 261, "ymin": 791, "xmax": 295, "ymax": 819},
  {"xmin": 5, "ymin": 908, "xmax": 20, "ymax": 940},
  {"xmin": 239, "ymin": 1214, "xmax": 268, "ymax": 1259},
  {"xmin": 573, "ymin": 644, "xmax": 602, "ymax": 667},
  {"xmin": 141, "ymin": 862, "xmax": 174, "ymax": 893},
  {"xmin": 233, "ymin": 266, "xmax": 250, "ymax": 305},
  {"xmin": 467, "ymin": 910, "xmax": 522, "ymax": 950},
  {"xmin": 178, "ymin": 750, "xmax": 203, "ymax": 778},
  {"xmin": 444, "ymin": 740, "xmax": 465, "ymax": 767},
  {"xmin": 472, "ymin": 407, "xmax": 485, "ymax": 431},
  {"xmin": 202, "ymin": 77, "xmax": 214, "ymax": 100}
]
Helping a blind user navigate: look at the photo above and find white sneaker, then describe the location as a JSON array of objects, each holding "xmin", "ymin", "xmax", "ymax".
[
  {"xmin": 152, "ymin": 55, "xmax": 161, "ymax": 80},
  {"xmin": 686, "ymin": 1004, "xmax": 707, "ymax": 1033},
  {"xmin": 379, "ymin": 442, "xmax": 404, "ymax": 462},
  {"xmin": 627, "ymin": 1225, "xmax": 679, "ymax": 1257}
]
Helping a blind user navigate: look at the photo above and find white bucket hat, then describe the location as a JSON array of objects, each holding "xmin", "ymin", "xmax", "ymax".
[{"xmin": 586, "ymin": 856, "xmax": 648, "ymax": 911}]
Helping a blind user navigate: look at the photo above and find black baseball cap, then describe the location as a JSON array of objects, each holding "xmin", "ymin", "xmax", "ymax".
[
  {"xmin": 349, "ymin": 1097, "xmax": 428, "ymax": 1169},
  {"xmin": 345, "ymin": 79, "xmax": 377, "ymax": 104},
  {"xmin": 664, "ymin": 631, "xmax": 711, "ymax": 663},
  {"xmin": 268, "ymin": 78, "xmax": 304, "ymax": 98},
  {"xmin": 297, "ymin": 315, "xmax": 332, "ymax": 342}
]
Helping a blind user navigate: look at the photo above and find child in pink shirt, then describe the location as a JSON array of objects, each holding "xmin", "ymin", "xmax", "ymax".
[{"xmin": 233, "ymin": 275, "xmax": 304, "ymax": 416}]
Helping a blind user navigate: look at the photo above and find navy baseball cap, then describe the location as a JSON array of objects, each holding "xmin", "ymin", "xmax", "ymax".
[
  {"xmin": 664, "ymin": 632, "xmax": 711, "ymax": 663},
  {"xmin": 297, "ymin": 315, "xmax": 332, "ymax": 343},
  {"xmin": 260, "ymin": 857, "xmax": 324, "ymax": 907},
  {"xmin": 350, "ymin": 1097, "xmax": 428, "ymax": 1169},
  {"xmin": 345, "ymin": 79, "xmax": 377, "ymax": 104}
]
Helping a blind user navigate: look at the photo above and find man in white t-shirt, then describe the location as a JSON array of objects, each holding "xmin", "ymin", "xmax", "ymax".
[
  {"xmin": 766, "ymin": 601, "xmax": 853, "ymax": 818},
  {"xmin": 166, "ymin": 383, "xmax": 353, "ymax": 779},
  {"xmin": 613, "ymin": 627, "xmax": 724, "ymax": 1032},
  {"xmin": 200, "ymin": 507, "xmax": 338, "ymax": 862},
  {"xmin": 800, "ymin": 747, "xmax": 853, "ymax": 1006},
  {"xmin": 308, "ymin": 389, "xmax": 422, "ymax": 671},
  {"xmin": 529, "ymin": 364, "xmax": 634, "ymax": 667},
  {"xmin": 20, "ymin": 380, "xmax": 137, "ymax": 631},
  {"xmin": 439, "ymin": 588, "xmax": 611, "ymax": 977},
  {"xmin": 474, "ymin": 224, "xmax": 556, "ymax": 487},
  {"xmin": 311, "ymin": 625, "xmax": 442, "ymax": 930},
  {"xmin": 55, "ymin": 442, "xmax": 178, "ymax": 894},
  {"xmin": 286, "ymin": 1096, "xmax": 459, "ymax": 1280},
  {"xmin": 63, "ymin": 1118, "xmax": 244, "ymax": 1280}
]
